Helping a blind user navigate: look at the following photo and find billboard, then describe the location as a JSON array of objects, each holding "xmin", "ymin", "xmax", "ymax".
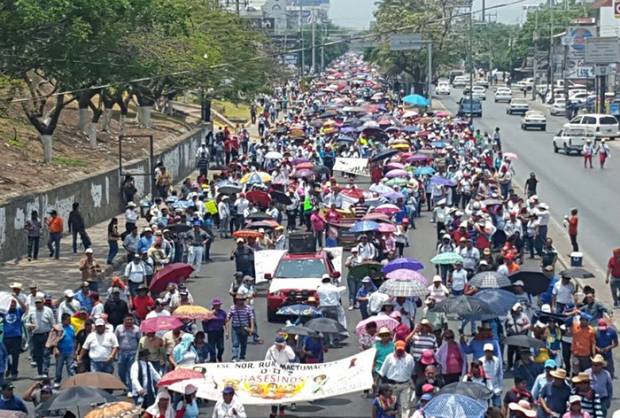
[{"xmin": 565, "ymin": 25, "xmax": 596, "ymax": 79}]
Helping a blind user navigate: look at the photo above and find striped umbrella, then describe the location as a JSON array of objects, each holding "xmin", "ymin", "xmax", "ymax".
[
  {"xmin": 378, "ymin": 278, "xmax": 428, "ymax": 298},
  {"xmin": 469, "ymin": 271, "xmax": 512, "ymax": 289}
]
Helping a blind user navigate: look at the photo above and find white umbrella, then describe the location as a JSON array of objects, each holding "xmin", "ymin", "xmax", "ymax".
[
  {"xmin": 0, "ymin": 292, "xmax": 13, "ymax": 314},
  {"xmin": 265, "ymin": 151, "xmax": 283, "ymax": 160}
]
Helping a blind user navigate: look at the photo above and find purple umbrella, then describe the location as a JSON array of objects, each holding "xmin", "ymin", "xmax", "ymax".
[
  {"xmin": 430, "ymin": 175, "xmax": 456, "ymax": 187},
  {"xmin": 406, "ymin": 154, "xmax": 432, "ymax": 163},
  {"xmin": 385, "ymin": 269, "xmax": 428, "ymax": 284},
  {"xmin": 386, "ymin": 169, "xmax": 409, "ymax": 178},
  {"xmin": 340, "ymin": 127, "xmax": 356, "ymax": 134},
  {"xmin": 386, "ymin": 162, "xmax": 405, "ymax": 170},
  {"xmin": 293, "ymin": 169, "xmax": 315, "ymax": 178},
  {"xmin": 292, "ymin": 157, "xmax": 310, "ymax": 165},
  {"xmin": 384, "ymin": 191, "xmax": 404, "ymax": 201},
  {"xmin": 384, "ymin": 257, "xmax": 425, "ymax": 273}
]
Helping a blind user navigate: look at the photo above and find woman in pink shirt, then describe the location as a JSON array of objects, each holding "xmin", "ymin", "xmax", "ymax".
[
  {"xmin": 310, "ymin": 208, "xmax": 326, "ymax": 248},
  {"xmin": 436, "ymin": 329, "xmax": 467, "ymax": 384},
  {"xmin": 390, "ymin": 311, "xmax": 411, "ymax": 342}
]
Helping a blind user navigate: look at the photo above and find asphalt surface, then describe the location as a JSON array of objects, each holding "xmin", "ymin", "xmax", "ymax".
[{"xmin": 438, "ymin": 87, "xmax": 620, "ymax": 277}]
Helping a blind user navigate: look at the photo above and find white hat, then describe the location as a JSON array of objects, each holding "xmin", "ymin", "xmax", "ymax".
[
  {"xmin": 94, "ymin": 318, "xmax": 106, "ymax": 326},
  {"xmin": 483, "ymin": 343, "xmax": 494, "ymax": 352},
  {"xmin": 64, "ymin": 289, "xmax": 75, "ymax": 298},
  {"xmin": 184, "ymin": 384, "xmax": 198, "ymax": 395},
  {"xmin": 9, "ymin": 282, "xmax": 22, "ymax": 289},
  {"xmin": 512, "ymin": 302, "xmax": 522, "ymax": 311},
  {"xmin": 569, "ymin": 395, "xmax": 582, "ymax": 404},
  {"xmin": 361, "ymin": 276, "xmax": 372, "ymax": 283},
  {"xmin": 538, "ymin": 203, "xmax": 549, "ymax": 210},
  {"xmin": 541, "ymin": 304, "xmax": 551, "ymax": 313},
  {"xmin": 85, "ymin": 248, "xmax": 93, "ymax": 254},
  {"xmin": 513, "ymin": 280, "xmax": 525, "ymax": 287},
  {"xmin": 535, "ymin": 321, "xmax": 548, "ymax": 328},
  {"xmin": 432, "ymin": 275, "xmax": 442, "ymax": 282},
  {"xmin": 437, "ymin": 198, "xmax": 447, "ymax": 205}
]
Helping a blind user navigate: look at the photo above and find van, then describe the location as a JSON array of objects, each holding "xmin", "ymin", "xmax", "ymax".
[
  {"xmin": 553, "ymin": 127, "xmax": 595, "ymax": 154},
  {"xmin": 564, "ymin": 113, "xmax": 619, "ymax": 139}
]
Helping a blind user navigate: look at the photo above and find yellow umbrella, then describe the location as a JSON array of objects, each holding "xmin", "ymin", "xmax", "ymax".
[
  {"xmin": 173, "ymin": 304, "xmax": 214, "ymax": 320},
  {"xmin": 240, "ymin": 171, "xmax": 271, "ymax": 184},
  {"xmin": 391, "ymin": 143, "xmax": 410, "ymax": 150},
  {"xmin": 84, "ymin": 402, "xmax": 142, "ymax": 418}
]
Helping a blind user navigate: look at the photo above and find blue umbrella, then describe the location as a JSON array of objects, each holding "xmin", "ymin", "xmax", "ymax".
[
  {"xmin": 402, "ymin": 94, "xmax": 430, "ymax": 106},
  {"xmin": 349, "ymin": 220, "xmax": 380, "ymax": 233},
  {"xmin": 403, "ymin": 126, "xmax": 420, "ymax": 133},
  {"xmin": 430, "ymin": 175, "xmax": 457, "ymax": 187},
  {"xmin": 383, "ymin": 257, "xmax": 424, "ymax": 273},
  {"xmin": 335, "ymin": 135, "xmax": 355, "ymax": 143},
  {"xmin": 431, "ymin": 141, "xmax": 446, "ymax": 148},
  {"xmin": 340, "ymin": 126, "xmax": 357, "ymax": 134},
  {"xmin": 424, "ymin": 394, "xmax": 487, "ymax": 418},
  {"xmin": 472, "ymin": 289, "xmax": 518, "ymax": 315},
  {"xmin": 415, "ymin": 166, "xmax": 435, "ymax": 176}
]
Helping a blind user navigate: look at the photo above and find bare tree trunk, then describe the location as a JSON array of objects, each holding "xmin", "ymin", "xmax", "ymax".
[
  {"xmin": 40, "ymin": 134, "xmax": 53, "ymax": 163},
  {"xmin": 77, "ymin": 92, "xmax": 93, "ymax": 133}
]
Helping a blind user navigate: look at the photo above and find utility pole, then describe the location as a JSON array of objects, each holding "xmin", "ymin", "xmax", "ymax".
[
  {"xmin": 469, "ymin": 9, "xmax": 474, "ymax": 125},
  {"xmin": 532, "ymin": 10, "xmax": 539, "ymax": 101},
  {"xmin": 426, "ymin": 42, "xmax": 432, "ymax": 100},
  {"xmin": 299, "ymin": 1, "xmax": 304, "ymax": 79},
  {"xmin": 562, "ymin": 36, "xmax": 570, "ymax": 119},
  {"xmin": 311, "ymin": 8, "xmax": 316, "ymax": 74},
  {"xmin": 547, "ymin": 0, "xmax": 554, "ymax": 101},
  {"xmin": 481, "ymin": 0, "xmax": 485, "ymax": 22},
  {"xmin": 320, "ymin": 25, "xmax": 326, "ymax": 74}
]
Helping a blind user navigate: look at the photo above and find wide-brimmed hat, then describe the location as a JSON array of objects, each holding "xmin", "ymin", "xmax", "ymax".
[
  {"xmin": 508, "ymin": 400, "xmax": 536, "ymax": 418},
  {"xmin": 550, "ymin": 368, "xmax": 567, "ymax": 379},
  {"xmin": 571, "ymin": 372, "xmax": 591, "ymax": 384},
  {"xmin": 591, "ymin": 354, "xmax": 607, "ymax": 366},
  {"xmin": 377, "ymin": 326, "xmax": 392, "ymax": 336}
]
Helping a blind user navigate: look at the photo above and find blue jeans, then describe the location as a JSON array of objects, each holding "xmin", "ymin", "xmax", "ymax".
[
  {"xmin": 347, "ymin": 276, "xmax": 360, "ymax": 305},
  {"xmin": 32, "ymin": 333, "xmax": 50, "ymax": 375},
  {"xmin": 91, "ymin": 360, "xmax": 114, "ymax": 374},
  {"xmin": 117, "ymin": 350, "xmax": 136, "ymax": 390},
  {"xmin": 207, "ymin": 330, "xmax": 225, "ymax": 362},
  {"xmin": 231, "ymin": 327, "xmax": 249, "ymax": 361},
  {"xmin": 47, "ymin": 232, "xmax": 61, "ymax": 259},
  {"xmin": 54, "ymin": 352, "xmax": 75, "ymax": 383},
  {"xmin": 107, "ymin": 240, "xmax": 119, "ymax": 264}
]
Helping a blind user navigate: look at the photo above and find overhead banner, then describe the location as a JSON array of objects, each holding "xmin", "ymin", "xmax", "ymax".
[
  {"xmin": 333, "ymin": 157, "xmax": 370, "ymax": 176},
  {"xmin": 169, "ymin": 348, "xmax": 376, "ymax": 405}
]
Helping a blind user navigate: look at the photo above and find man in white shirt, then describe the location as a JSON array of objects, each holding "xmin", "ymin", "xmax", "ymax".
[
  {"xmin": 124, "ymin": 254, "xmax": 147, "ymax": 296},
  {"xmin": 212, "ymin": 386, "xmax": 247, "ymax": 418},
  {"xmin": 80, "ymin": 318, "xmax": 119, "ymax": 374},
  {"xmin": 145, "ymin": 299, "xmax": 171, "ymax": 319},
  {"xmin": 552, "ymin": 275, "xmax": 575, "ymax": 313},
  {"xmin": 265, "ymin": 337, "xmax": 296, "ymax": 417},
  {"xmin": 480, "ymin": 343, "xmax": 504, "ymax": 408},
  {"xmin": 316, "ymin": 274, "xmax": 345, "ymax": 345},
  {"xmin": 56, "ymin": 290, "xmax": 81, "ymax": 323},
  {"xmin": 218, "ymin": 197, "xmax": 231, "ymax": 238},
  {"xmin": 458, "ymin": 239, "xmax": 480, "ymax": 274},
  {"xmin": 427, "ymin": 275, "xmax": 449, "ymax": 303},
  {"xmin": 379, "ymin": 340, "xmax": 415, "ymax": 417},
  {"xmin": 354, "ymin": 235, "xmax": 376, "ymax": 261},
  {"xmin": 449, "ymin": 261, "xmax": 468, "ymax": 295}
]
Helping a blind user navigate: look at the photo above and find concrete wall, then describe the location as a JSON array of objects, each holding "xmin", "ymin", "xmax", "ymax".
[{"xmin": 0, "ymin": 125, "xmax": 208, "ymax": 262}]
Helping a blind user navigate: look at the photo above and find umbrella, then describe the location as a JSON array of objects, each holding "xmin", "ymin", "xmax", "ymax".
[
  {"xmin": 0, "ymin": 412, "xmax": 27, "ymax": 418},
  {"xmin": 439, "ymin": 382, "xmax": 493, "ymax": 400},
  {"xmin": 505, "ymin": 335, "xmax": 546, "ymax": 349},
  {"xmin": 374, "ymin": 204, "xmax": 401, "ymax": 215},
  {"xmin": 246, "ymin": 220, "xmax": 279, "ymax": 229},
  {"xmin": 403, "ymin": 125, "xmax": 420, "ymax": 133},
  {"xmin": 415, "ymin": 166, "xmax": 435, "ymax": 176},
  {"xmin": 402, "ymin": 94, "xmax": 430, "ymax": 106},
  {"xmin": 559, "ymin": 267, "xmax": 595, "ymax": 279},
  {"xmin": 292, "ymin": 157, "xmax": 310, "ymax": 165},
  {"xmin": 165, "ymin": 223, "xmax": 192, "ymax": 234},
  {"xmin": 406, "ymin": 154, "xmax": 431, "ymax": 163},
  {"xmin": 265, "ymin": 151, "xmax": 283, "ymax": 160},
  {"xmin": 431, "ymin": 141, "xmax": 446, "ymax": 148},
  {"xmin": 217, "ymin": 183, "xmax": 242, "ymax": 195},
  {"xmin": 383, "ymin": 191, "xmax": 405, "ymax": 202},
  {"xmin": 279, "ymin": 325, "xmax": 319, "ymax": 336},
  {"xmin": 149, "ymin": 263, "xmax": 194, "ymax": 293},
  {"xmin": 348, "ymin": 261, "xmax": 383, "ymax": 280},
  {"xmin": 430, "ymin": 176, "xmax": 457, "ymax": 187},
  {"xmin": 384, "ymin": 257, "xmax": 424, "ymax": 273},
  {"xmin": 384, "ymin": 269, "xmax": 428, "ymax": 284},
  {"xmin": 385, "ymin": 169, "xmax": 409, "ymax": 178},
  {"xmin": 245, "ymin": 190, "xmax": 271, "ymax": 208},
  {"xmin": 158, "ymin": 368, "xmax": 205, "ymax": 387},
  {"xmin": 424, "ymin": 394, "xmax": 487, "ymax": 418},
  {"xmin": 292, "ymin": 168, "xmax": 315, "ymax": 179},
  {"xmin": 469, "ymin": 271, "xmax": 512, "ymax": 289},
  {"xmin": 482, "ymin": 198, "xmax": 503, "ymax": 207},
  {"xmin": 233, "ymin": 229, "xmax": 264, "ymax": 239},
  {"xmin": 504, "ymin": 152, "xmax": 518, "ymax": 160},
  {"xmin": 139, "ymin": 316, "xmax": 184, "ymax": 333},
  {"xmin": 276, "ymin": 304, "xmax": 321, "ymax": 317},
  {"xmin": 370, "ymin": 148, "xmax": 399, "ymax": 162},
  {"xmin": 295, "ymin": 162, "xmax": 315, "ymax": 170},
  {"xmin": 246, "ymin": 211, "xmax": 272, "ymax": 221},
  {"xmin": 306, "ymin": 317, "xmax": 347, "ymax": 334},
  {"xmin": 362, "ymin": 212, "xmax": 391, "ymax": 222},
  {"xmin": 386, "ymin": 178, "xmax": 409, "ymax": 187},
  {"xmin": 240, "ymin": 171, "xmax": 271, "ymax": 184},
  {"xmin": 173, "ymin": 304, "xmax": 214, "ymax": 320},
  {"xmin": 37, "ymin": 387, "xmax": 117, "ymax": 414},
  {"xmin": 472, "ymin": 289, "xmax": 518, "ymax": 315},
  {"xmin": 335, "ymin": 134, "xmax": 355, "ymax": 143},
  {"xmin": 355, "ymin": 315, "xmax": 398, "ymax": 336},
  {"xmin": 84, "ymin": 401, "xmax": 142, "ymax": 418},
  {"xmin": 349, "ymin": 220, "xmax": 380, "ymax": 233},
  {"xmin": 431, "ymin": 252, "xmax": 463, "ymax": 265},
  {"xmin": 509, "ymin": 270, "xmax": 550, "ymax": 296},
  {"xmin": 378, "ymin": 278, "xmax": 428, "ymax": 298},
  {"xmin": 378, "ymin": 223, "xmax": 396, "ymax": 233},
  {"xmin": 386, "ymin": 162, "xmax": 404, "ymax": 170},
  {"xmin": 62, "ymin": 372, "xmax": 126, "ymax": 390},
  {"xmin": 270, "ymin": 190, "xmax": 292, "ymax": 205},
  {"xmin": 432, "ymin": 296, "xmax": 496, "ymax": 320}
]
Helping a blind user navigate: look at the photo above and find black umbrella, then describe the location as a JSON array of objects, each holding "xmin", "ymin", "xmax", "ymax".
[
  {"xmin": 309, "ymin": 119, "xmax": 324, "ymax": 128},
  {"xmin": 559, "ymin": 268, "xmax": 595, "ymax": 279},
  {"xmin": 438, "ymin": 381, "xmax": 493, "ymax": 400},
  {"xmin": 370, "ymin": 148, "xmax": 399, "ymax": 162},
  {"xmin": 217, "ymin": 182, "xmax": 242, "ymax": 195},
  {"xmin": 246, "ymin": 211, "xmax": 273, "ymax": 221},
  {"xmin": 319, "ymin": 110, "xmax": 338, "ymax": 119},
  {"xmin": 505, "ymin": 335, "xmax": 546, "ymax": 349},
  {"xmin": 469, "ymin": 271, "xmax": 512, "ymax": 289},
  {"xmin": 431, "ymin": 296, "xmax": 496, "ymax": 320},
  {"xmin": 306, "ymin": 317, "xmax": 347, "ymax": 334},
  {"xmin": 36, "ymin": 386, "xmax": 117, "ymax": 414},
  {"xmin": 270, "ymin": 190, "xmax": 292, "ymax": 205},
  {"xmin": 166, "ymin": 223, "xmax": 192, "ymax": 234},
  {"xmin": 509, "ymin": 270, "xmax": 550, "ymax": 296},
  {"xmin": 279, "ymin": 325, "xmax": 319, "ymax": 337}
]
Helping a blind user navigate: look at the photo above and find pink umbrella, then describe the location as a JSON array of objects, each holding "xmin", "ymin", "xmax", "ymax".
[
  {"xmin": 378, "ymin": 223, "xmax": 396, "ymax": 233},
  {"xmin": 386, "ymin": 169, "xmax": 409, "ymax": 178},
  {"xmin": 504, "ymin": 152, "xmax": 519, "ymax": 160},
  {"xmin": 140, "ymin": 316, "xmax": 184, "ymax": 333},
  {"xmin": 362, "ymin": 212, "xmax": 391, "ymax": 222},
  {"xmin": 386, "ymin": 162, "xmax": 405, "ymax": 170},
  {"xmin": 385, "ymin": 269, "xmax": 428, "ymax": 284},
  {"xmin": 435, "ymin": 111, "xmax": 450, "ymax": 117},
  {"xmin": 356, "ymin": 315, "xmax": 399, "ymax": 336},
  {"xmin": 374, "ymin": 204, "xmax": 400, "ymax": 215}
]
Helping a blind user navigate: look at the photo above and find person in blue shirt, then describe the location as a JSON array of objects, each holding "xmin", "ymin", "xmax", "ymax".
[
  {"xmin": 2, "ymin": 298, "xmax": 25, "ymax": 379},
  {"xmin": 302, "ymin": 334, "xmax": 325, "ymax": 364},
  {"xmin": 539, "ymin": 268, "xmax": 558, "ymax": 306},
  {"xmin": 54, "ymin": 313, "xmax": 76, "ymax": 387},
  {"xmin": 595, "ymin": 319, "xmax": 618, "ymax": 378},
  {"xmin": 0, "ymin": 382, "xmax": 28, "ymax": 413},
  {"xmin": 460, "ymin": 322, "xmax": 501, "ymax": 360},
  {"xmin": 137, "ymin": 228, "xmax": 154, "ymax": 254},
  {"xmin": 74, "ymin": 281, "xmax": 93, "ymax": 313},
  {"xmin": 356, "ymin": 277, "xmax": 377, "ymax": 320}
]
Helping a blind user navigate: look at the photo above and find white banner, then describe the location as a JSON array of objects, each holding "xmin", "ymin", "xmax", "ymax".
[
  {"xmin": 169, "ymin": 349, "xmax": 376, "ymax": 404},
  {"xmin": 333, "ymin": 157, "xmax": 370, "ymax": 176}
]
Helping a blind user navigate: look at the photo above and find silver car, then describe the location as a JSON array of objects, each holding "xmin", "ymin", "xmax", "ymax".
[
  {"xmin": 494, "ymin": 87, "xmax": 512, "ymax": 103},
  {"xmin": 507, "ymin": 98, "xmax": 529, "ymax": 115},
  {"xmin": 521, "ymin": 110, "xmax": 547, "ymax": 131}
]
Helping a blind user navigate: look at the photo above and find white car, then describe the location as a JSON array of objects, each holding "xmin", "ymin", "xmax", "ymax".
[
  {"xmin": 553, "ymin": 127, "xmax": 594, "ymax": 154},
  {"xmin": 550, "ymin": 99, "xmax": 566, "ymax": 116},
  {"xmin": 507, "ymin": 98, "xmax": 529, "ymax": 115},
  {"xmin": 452, "ymin": 75, "xmax": 469, "ymax": 87},
  {"xmin": 568, "ymin": 91, "xmax": 589, "ymax": 104},
  {"xmin": 521, "ymin": 110, "xmax": 547, "ymax": 130},
  {"xmin": 565, "ymin": 114, "xmax": 619, "ymax": 139},
  {"xmin": 471, "ymin": 85, "xmax": 486, "ymax": 100},
  {"xmin": 494, "ymin": 87, "xmax": 512, "ymax": 103},
  {"xmin": 436, "ymin": 83, "xmax": 451, "ymax": 95}
]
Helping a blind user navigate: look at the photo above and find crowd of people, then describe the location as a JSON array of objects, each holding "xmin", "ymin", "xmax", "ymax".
[{"xmin": 1, "ymin": 53, "xmax": 617, "ymax": 418}]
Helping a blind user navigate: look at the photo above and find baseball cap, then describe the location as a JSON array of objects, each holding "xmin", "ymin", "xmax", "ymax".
[
  {"xmin": 223, "ymin": 386, "xmax": 235, "ymax": 394},
  {"xmin": 236, "ymin": 238, "xmax": 245, "ymax": 243},
  {"xmin": 513, "ymin": 280, "xmax": 525, "ymax": 287},
  {"xmin": 483, "ymin": 343, "xmax": 494, "ymax": 352},
  {"xmin": 95, "ymin": 318, "xmax": 106, "ymax": 326},
  {"xmin": 212, "ymin": 298, "xmax": 222, "ymax": 306},
  {"xmin": 569, "ymin": 395, "xmax": 582, "ymax": 404},
  {"xmin": 544, "ymin": 359, "xmax": 557, "ymax": 369},
  {"xmin": 422, "ymin": 383, "xmax": 434, "ymax": 393},
  {"xmin": 432, "ymin": 275, "xmax": 442, "ymax": 283},
  {"xmin": 420, "ymin": 393, "xmax": 433, "ymax": 402},
  {"xmin": 361, "ymin": 276, "xmax": 372, "ymax": 283},
  {"xmin": 275, "ymin": 336, "xmax": 286, "ymax": 345}
]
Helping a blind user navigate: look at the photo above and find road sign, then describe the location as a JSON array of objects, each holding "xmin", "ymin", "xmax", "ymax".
[
  {"xmin": 389, "ymin": 33, "xmax": 424, "ymax": 51},
  {"xmin": 585, "ymin": 37, "xmax": 620, "ymax": 64}
]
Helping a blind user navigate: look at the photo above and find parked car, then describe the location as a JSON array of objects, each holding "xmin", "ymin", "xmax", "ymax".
[
  {"xmin": 494, "ymin": 87, "xmax": 512, "ymax": 103},
  {"xmin": 550, "ymin": 99, "xmax": 566, "ymax": 116},
  {"xmin": 521, "ymin": 110, "xmax": 547, "ymax": 130},
  {"xmin": 564, "ymin": 113, "xmax": 619, "ymax": 140},
  {"xmin": 507, "ymin": 98, "xmax": 529, "ymax": 115},
  {"xmin": 457, "ymin": 98, "xmax": 482, "ymax": 118},
  {"xmin": 553, "ymin": 126, "xmax": 595, "ymax": 154},
  {"xmin": 436, "ymin": 82, "xmax": 451, "ymax": 95},
  {"xmin": 471, "ymin": 85, "xmax": 486, "ymax": 100}
]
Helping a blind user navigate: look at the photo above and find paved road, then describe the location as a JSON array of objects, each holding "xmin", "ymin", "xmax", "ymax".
[{"xmin": 438, "ymin": 88, "xmax": 620, "ymax": 275}]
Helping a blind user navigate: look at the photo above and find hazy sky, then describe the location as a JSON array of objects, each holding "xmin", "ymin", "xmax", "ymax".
[{"xmin": 327, "ymin": 0, "xmax": 527, "ymax": 29}]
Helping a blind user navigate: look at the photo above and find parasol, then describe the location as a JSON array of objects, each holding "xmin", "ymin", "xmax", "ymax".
[
  {"xmin": 385, "ymin": 169, "xmax": 409, "ymax": 178},
  {"xmin": 62, "ymin": 372, "xmax": 126, "ymax": 390},
  {"xmin": 276, "ymin": 304, "xmax": 321, "ymax": 317},
  {"xmin": 378, "ymin": 278, "xmax": 428, "ymax": 298},
  {"xmin": 245, "ymin": 190, "xmax": 271, "ymax": 208},
  {"xmin": 431, "ymin": 252, "xmax": 463, "ymax": 265},
  {"xmin": 505, "ymin": 335, "xmax": 546, "ymax": 349},
  {"xmin": 139, "ymin": 316, "xmax": 184, "ymax": 333},
  {"xmin": 355, "ymin": 315, "xmax": 398, "ymax": 336},
  {"xmin": 424, "ymin": 394, "xmax": 487, "ymax": 418},
  {"xmin": 384, "ymin": 269, "xmax": 428, "ymax": 284},
  {"xmin": 233, "ymin": 229, "xmax": 264, "ymax": 239},
  {"xmin": 84, "ymin": 402, "xmax": 142, "ymax": 418},
  {"xmin": 149, "ymin": 263, "xmax": 194, "ymax": 294},
  {"xmin": 374, "ymin": 204, "xmax": 401, "ymax": 215},
  {"xmin": 158, "ymin": 368, "xmax": 205, "ymax": 387},
  {"xmin": 383, "ymin": 257, "xmax": 424, "ymax": 273},
  {"xmin": 349, "ymin": 220, "xmax": 380, "ymax": 233},
  {"xmin": 173, "ymin": 304, "xmax": 214, "ymax": 320},
  {"xmin": 559, "ymin": 267, "xmax": 595, "ymax": 279},
  {"xmin": 279, "ymin": 325, "xmax": 319, "ymax": 337},
  {"xmin": 378, "ymin": 223, "xmax": 396, "ymax": 233},
  {"xmin": 431, "ymin": 296, "xmax": 496, "ymax": 320},
  {"xmin": 306, "ymin": 317, "xmax": 348, "ymax": 334},
  {"xmin": 469, "ymin": 271, "xmax": 512, "ymax": 289},
  {"xmin": 509, "ymin": 270, "xmax": 550, "ymax": 296},
  {"xmin": 438, "ymin": 382, "xmax": 493, "ymax": 400}
]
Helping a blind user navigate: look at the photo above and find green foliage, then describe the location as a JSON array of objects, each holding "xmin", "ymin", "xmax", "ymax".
[{"xmin": 470, "ymin": 22, "xmax": 518, "ymax": 71}]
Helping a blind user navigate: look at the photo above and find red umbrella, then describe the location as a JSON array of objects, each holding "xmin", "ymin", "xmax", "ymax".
[
  {"xmin": 233, "ymin": 229, "xmax": 264, "ymax": 239},
  {"xmin": 295, "ymin": 162, "xmax": 314, "ymax": 170},
  {"xmin": 245, "ymin": 190, "xmax": 271, "ymax": 209},
  {"xmin": 340, "ymin": 188, "xmax": 365, "ymax": 199},
  {"xmin": 140, "ymin": 316, "xmax": 184, "ymax": 333},
  {"xmin": 158, "ymin": 368, "xmax": 205, "ymax": 387},
  {"xmin": 149, "ymin": 263, "xmax": 194, "ymax": 293}
]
